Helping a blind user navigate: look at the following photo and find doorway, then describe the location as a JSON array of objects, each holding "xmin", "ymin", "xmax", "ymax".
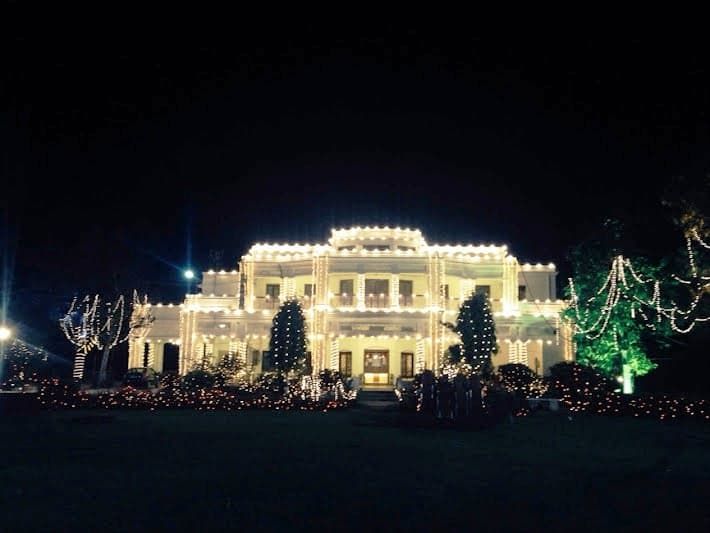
[{"xmin": 364, "ymin": 350, "xmax": 390, "ymax": 385}]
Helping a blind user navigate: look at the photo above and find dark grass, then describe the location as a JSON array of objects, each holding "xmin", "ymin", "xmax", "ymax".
[{"xmin": 1, "ymin": 406, "xmax": 709, "ymax": 532}]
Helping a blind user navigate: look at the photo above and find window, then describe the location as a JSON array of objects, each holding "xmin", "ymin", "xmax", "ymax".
[
  {"xmin": 397, "ymin": 246, "xmax": 416, "ymax": 251},
  {"xmin": 339, "ymin": 279, "xmax": 353, "ymax": 295},
  {"xmin": 401, "ymin": 352, "xmax": 414, "ymax": 378},
  {"xmin": 339, "ymin": 351, "xmax": 352, "ymax": 377},
  {"xmin": 251, "ymin": 350, "xmax": 260, "ymax": 366},
  {"xmin": 440, "ymin": 284, "xmax": 449, "ymax": 299},
  {"xmin": 261, "ymin": 350, "xmax": 274, "ymax": 371},
  {"xmin": 365, "ymin": 279, "xmax": 389, "ymax": 307},
  {"xmin": 305, "ymin": 283, "xmax": 316, "ymax": 297},
  {"xmin": 399, "ymin": 280, "xmax": 413, "ymax": 306},
  {"xmin": 339, "ymin": 279, "xmax": 354, "ymax": 305},
  {"xmin": 363, "ymin": 244, "xmax": 389, "ymax": 251},
  {"xmin": 337, "ymin": 246, "xmax": 355, "ymax": 252},
  {"xmin": 518, "ymin": 285, "xmax": 527, "ymax": 301},
  {"xmin": 365, "ymin": 279, "xmax": 389, "ymax": 295},
  {"xmin": 265, "ymin": 284, "xmax": 280, "ymax": 298},
  {"xmin": 475, "ymin": 285, "xmax": 490, "ymax": 298}
]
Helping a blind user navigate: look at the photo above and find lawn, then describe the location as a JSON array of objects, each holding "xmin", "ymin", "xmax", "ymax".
[{"xmin": 1, "ymin": 407, "xmax": 709, "ymax": 532}]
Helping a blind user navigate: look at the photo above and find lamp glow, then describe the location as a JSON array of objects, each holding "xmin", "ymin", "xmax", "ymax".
[
  {"xmin": 184, "ymin": 269, "xmax": 195, "ymax": 280},
  {"xmin": 0, "ymin": 326, "xmax": 12, "ymax": 341}
]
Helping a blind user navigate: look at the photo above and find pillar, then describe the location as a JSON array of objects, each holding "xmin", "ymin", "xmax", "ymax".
[
  {"xmin": 390, "ymin": 273, "xmax": 399, "ymax": 309},
  {"xmin": 310, "ymin": 253, "xmax": 329, "ymax": 374},
  {"xmin": 356, "ymin": 273, "xmax": 365, "ymax": 310}
]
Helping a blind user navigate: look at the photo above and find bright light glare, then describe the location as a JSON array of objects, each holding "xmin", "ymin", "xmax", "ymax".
[
  {"xmin": 0, "ymin": 326, "xmax": 11, "ymax": 341},
  {"xmin": 184, "ymin": 269, "xmax": 195, "ymax": 280}
]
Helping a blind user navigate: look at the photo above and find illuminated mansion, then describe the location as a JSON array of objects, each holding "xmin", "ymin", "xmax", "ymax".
[{"xmin": 130, "ymin": 227, "xmax": 572, "ymax": 386}]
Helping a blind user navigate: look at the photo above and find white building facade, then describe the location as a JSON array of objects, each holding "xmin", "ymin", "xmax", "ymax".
[{"xmin": 129, "ymin": 227, "xmax": 572, "ymax": 384}]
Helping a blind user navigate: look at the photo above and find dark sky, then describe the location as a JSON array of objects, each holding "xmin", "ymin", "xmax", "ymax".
[{"xmin": 3, "ymin": 24, "xmax": 710, "ymax": 346}]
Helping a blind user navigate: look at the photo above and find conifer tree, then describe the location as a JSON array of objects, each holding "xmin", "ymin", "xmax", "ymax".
[
  {"xmin": 448, "ymin": 292, "xmax": 497, "ymax": 376},
  {"xmin": 268, "ymin": 298, "xmax": 308, "ymax": 376}
]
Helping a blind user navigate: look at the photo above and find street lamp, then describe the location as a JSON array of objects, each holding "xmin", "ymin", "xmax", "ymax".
[
  {"xmin": 183, "ymin": 269, "xmax": 196, "ymax": 295},
  {"xmin": 0, "ymin": 325, "xmax": 11, "ymax": 361}
]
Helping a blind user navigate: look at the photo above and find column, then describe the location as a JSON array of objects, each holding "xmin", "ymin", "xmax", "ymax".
[
  {"xmin": 356, "ymin": 273, "xmax": 365, "ymax": 310},
  {"xmin": 427, "ymin": 255, "xmax": 446, "ymax": 372},
  {"xmin": 502, "ymin": 256, "xmax": 519, "ymax": 314},
  {"xmin": 153, "ymin": 342, "xmax": 164, "ymax": 372},
  {"xmin": 236, "ymin": 339, "xmax": 248, "ymax": 366},
  {"xmin": 179, "ymin": 307, "xmax": 198, "ymax": 375},
  {"xmin": 390, "ymin": 273, "xmax": 399, "ymax": 309},
  {"xmin": 415, "ymin": 338, "xmax": 425, "ymax": 373},
  {"xmin": 244, "ymin": 260, "xmax": 255, "ymax": 312},
  {"xmin": 128, "ymin": 338, "xmax": 144, "ymax": 368},
  {"xmin": 280, "ymin": 277, "xmax": 296, "ymax": 300},
  {"xmin": 330, "ymin": 338, "xmax": 340, "ymax": 371},
  {"xmin": 310, "ymin": 253, "xmax": 330, "ymax": 374},
  {"xmin": 146, "ymin": 342, "xmax": 156, "ymax": 368}
]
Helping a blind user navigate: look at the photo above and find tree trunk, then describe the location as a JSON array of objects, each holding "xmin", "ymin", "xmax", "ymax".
[
  {"xmin": 73, "ymin": 353, "xmax": 85, "ymax": 381},
  {"xmin": 622, "ymin": 363, "xmax": 634, "ymax": 394},
  {"xmin": 98, "ymin": 345, "xmax": 112, "ymax": 387}
]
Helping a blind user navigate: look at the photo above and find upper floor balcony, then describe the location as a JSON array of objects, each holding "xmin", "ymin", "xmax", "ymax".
[{"xmin": 251, "ymin": 294, "xmax": 506, "ymax": 314}]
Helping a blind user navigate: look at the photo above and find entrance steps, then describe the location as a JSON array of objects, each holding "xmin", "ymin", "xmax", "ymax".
[{"xmin": 356, "ymin": 389, "xmax": 398, "ymax": 408}]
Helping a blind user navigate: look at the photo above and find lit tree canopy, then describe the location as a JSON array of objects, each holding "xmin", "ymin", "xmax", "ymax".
[
  {"xmin": 268, "ymin": 298, "xmax": 308, "ymax": 375},
  {"xmin": 563, "ymin": 222, "xmax": 672, "ymax": 391}
]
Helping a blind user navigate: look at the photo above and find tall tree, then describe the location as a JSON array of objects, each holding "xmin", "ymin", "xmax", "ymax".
[
  {"xmin": 59, "ymin": 294, "xmax": 130, "ymax": 385},
  {"xmin": 94, "ymin": 296, "xmax": 130, "ymax": 386},
  {"xmin": 563, "ymin": 220, "xmax": 671, "ymax": 393},
  {"xmin": 268, "ymin": 298, "xmax": 308, "ymax": 376},
  {"xmin": 446, "ymin": 292, "xmax": 497, "ymax": 376},
  {"xmin": 60, "ymin": 295, "xmax": 99, "ymax": 380}
]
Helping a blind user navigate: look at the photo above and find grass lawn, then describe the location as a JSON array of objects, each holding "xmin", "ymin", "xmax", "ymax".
[{"xmin": 1, "ymin": 406, "xmax": 709, "ymax": 532}]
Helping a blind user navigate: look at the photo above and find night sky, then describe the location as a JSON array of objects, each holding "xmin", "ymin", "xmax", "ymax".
[{"xmin": 3, "ymin": 25, "xmax": 710, "ymax": 352}]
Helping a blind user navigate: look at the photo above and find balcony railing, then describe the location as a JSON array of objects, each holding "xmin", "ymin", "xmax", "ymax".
[
  {"xmin": 332, "ymin": 294, "xmax": 354, "ymax": 307},
  {"xmin": 253, "ymin": 296, "xmax": 281, "ymax": 310},
  {"xmin": 444, "ymin": 298, "xmax": 503, "ymax": 313},
  {"xmin": 365, "ymin": 294, "xmax": 390, "ymax": 308}
]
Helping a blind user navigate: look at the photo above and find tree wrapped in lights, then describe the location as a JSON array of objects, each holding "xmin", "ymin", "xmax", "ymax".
[
  {"xmin": 565, "ymin": 220, "xmax": 709, "ymax": 394},
  {"xmin": 94, "ymin": 295, "xmax": 129, "ymax": 386},
  {"xmin": 268, "ymin": 298, "xmax": 308, "ymax": 378},
  {"xmin": 445, "ymin": 293, "xmax": 497, "ymax": 377},
  {"xmin": 60, "ymin": 294, "xmax": 130, "ymax": 385},
  {"xmin": 60, "ymin": 295, "xmax": 100, "ymax": 380},
  {"xmin": 565, "ymin": 250, "xmax": 665, "ymax": 394}
]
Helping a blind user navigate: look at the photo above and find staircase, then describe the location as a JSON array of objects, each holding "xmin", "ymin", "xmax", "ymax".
[{"xmin": 357, "ymin": 389, "xmax": 398, "ymax": 409}]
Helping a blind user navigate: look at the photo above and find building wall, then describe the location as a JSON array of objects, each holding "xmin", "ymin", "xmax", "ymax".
[{"xmin": 134, "ymin": 228, "xmax": 570, "ymax": 379}]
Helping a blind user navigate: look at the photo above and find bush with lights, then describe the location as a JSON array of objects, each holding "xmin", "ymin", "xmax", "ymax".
[
  {"xmin": 35, "ymin": 366, "xmax": 355, "ymax": 412},
  {"xmin": 498, "ymin": 363, "xmax": 548, "ymax": 398},
  {"xmin": 1, "ymin": 339, "xmax": 53, "ymax": 390}
]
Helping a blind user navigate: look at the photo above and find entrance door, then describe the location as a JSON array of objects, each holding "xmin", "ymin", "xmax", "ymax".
[{"xmin": 364, "ymin": 350, "xmax": 390, "ymax": 385}]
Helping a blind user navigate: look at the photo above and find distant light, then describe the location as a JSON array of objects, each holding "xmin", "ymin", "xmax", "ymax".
[
  {"xmin": 0, "ymin": 326, "xmax": 11, "ymax": 341},
  {"xmin": 184, "ymin": 269, "xmax": 195, "ymax": 280}
]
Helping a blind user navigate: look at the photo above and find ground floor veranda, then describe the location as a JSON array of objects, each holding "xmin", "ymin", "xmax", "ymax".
[{"xmin": 129, "ymin": 333, "xmax": 568, "ymax": 386}]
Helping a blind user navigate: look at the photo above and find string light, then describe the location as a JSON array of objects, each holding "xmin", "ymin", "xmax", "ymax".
[{"xmin": 568, "ymin": 231, "xmax": 709, "ymax": 339}]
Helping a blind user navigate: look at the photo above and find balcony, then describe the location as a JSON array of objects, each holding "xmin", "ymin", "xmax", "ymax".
[
  {"xmin": 365, "ymin": 294, "xmax": 390, "ymax": 308},
  {"xmin": 332, "ymin": 294, "xmax": 354, "ymax": 307},
  {"xmin": 444, "ymin": 298, "xmax": 503, "ymax": 313},
  {"xmin": 253, "ymin": 296, "xmax": 281, "ymax": 310},
  {"xmin": 397, "ymin": 294, "xmax": 427, "ymax": 308}
]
